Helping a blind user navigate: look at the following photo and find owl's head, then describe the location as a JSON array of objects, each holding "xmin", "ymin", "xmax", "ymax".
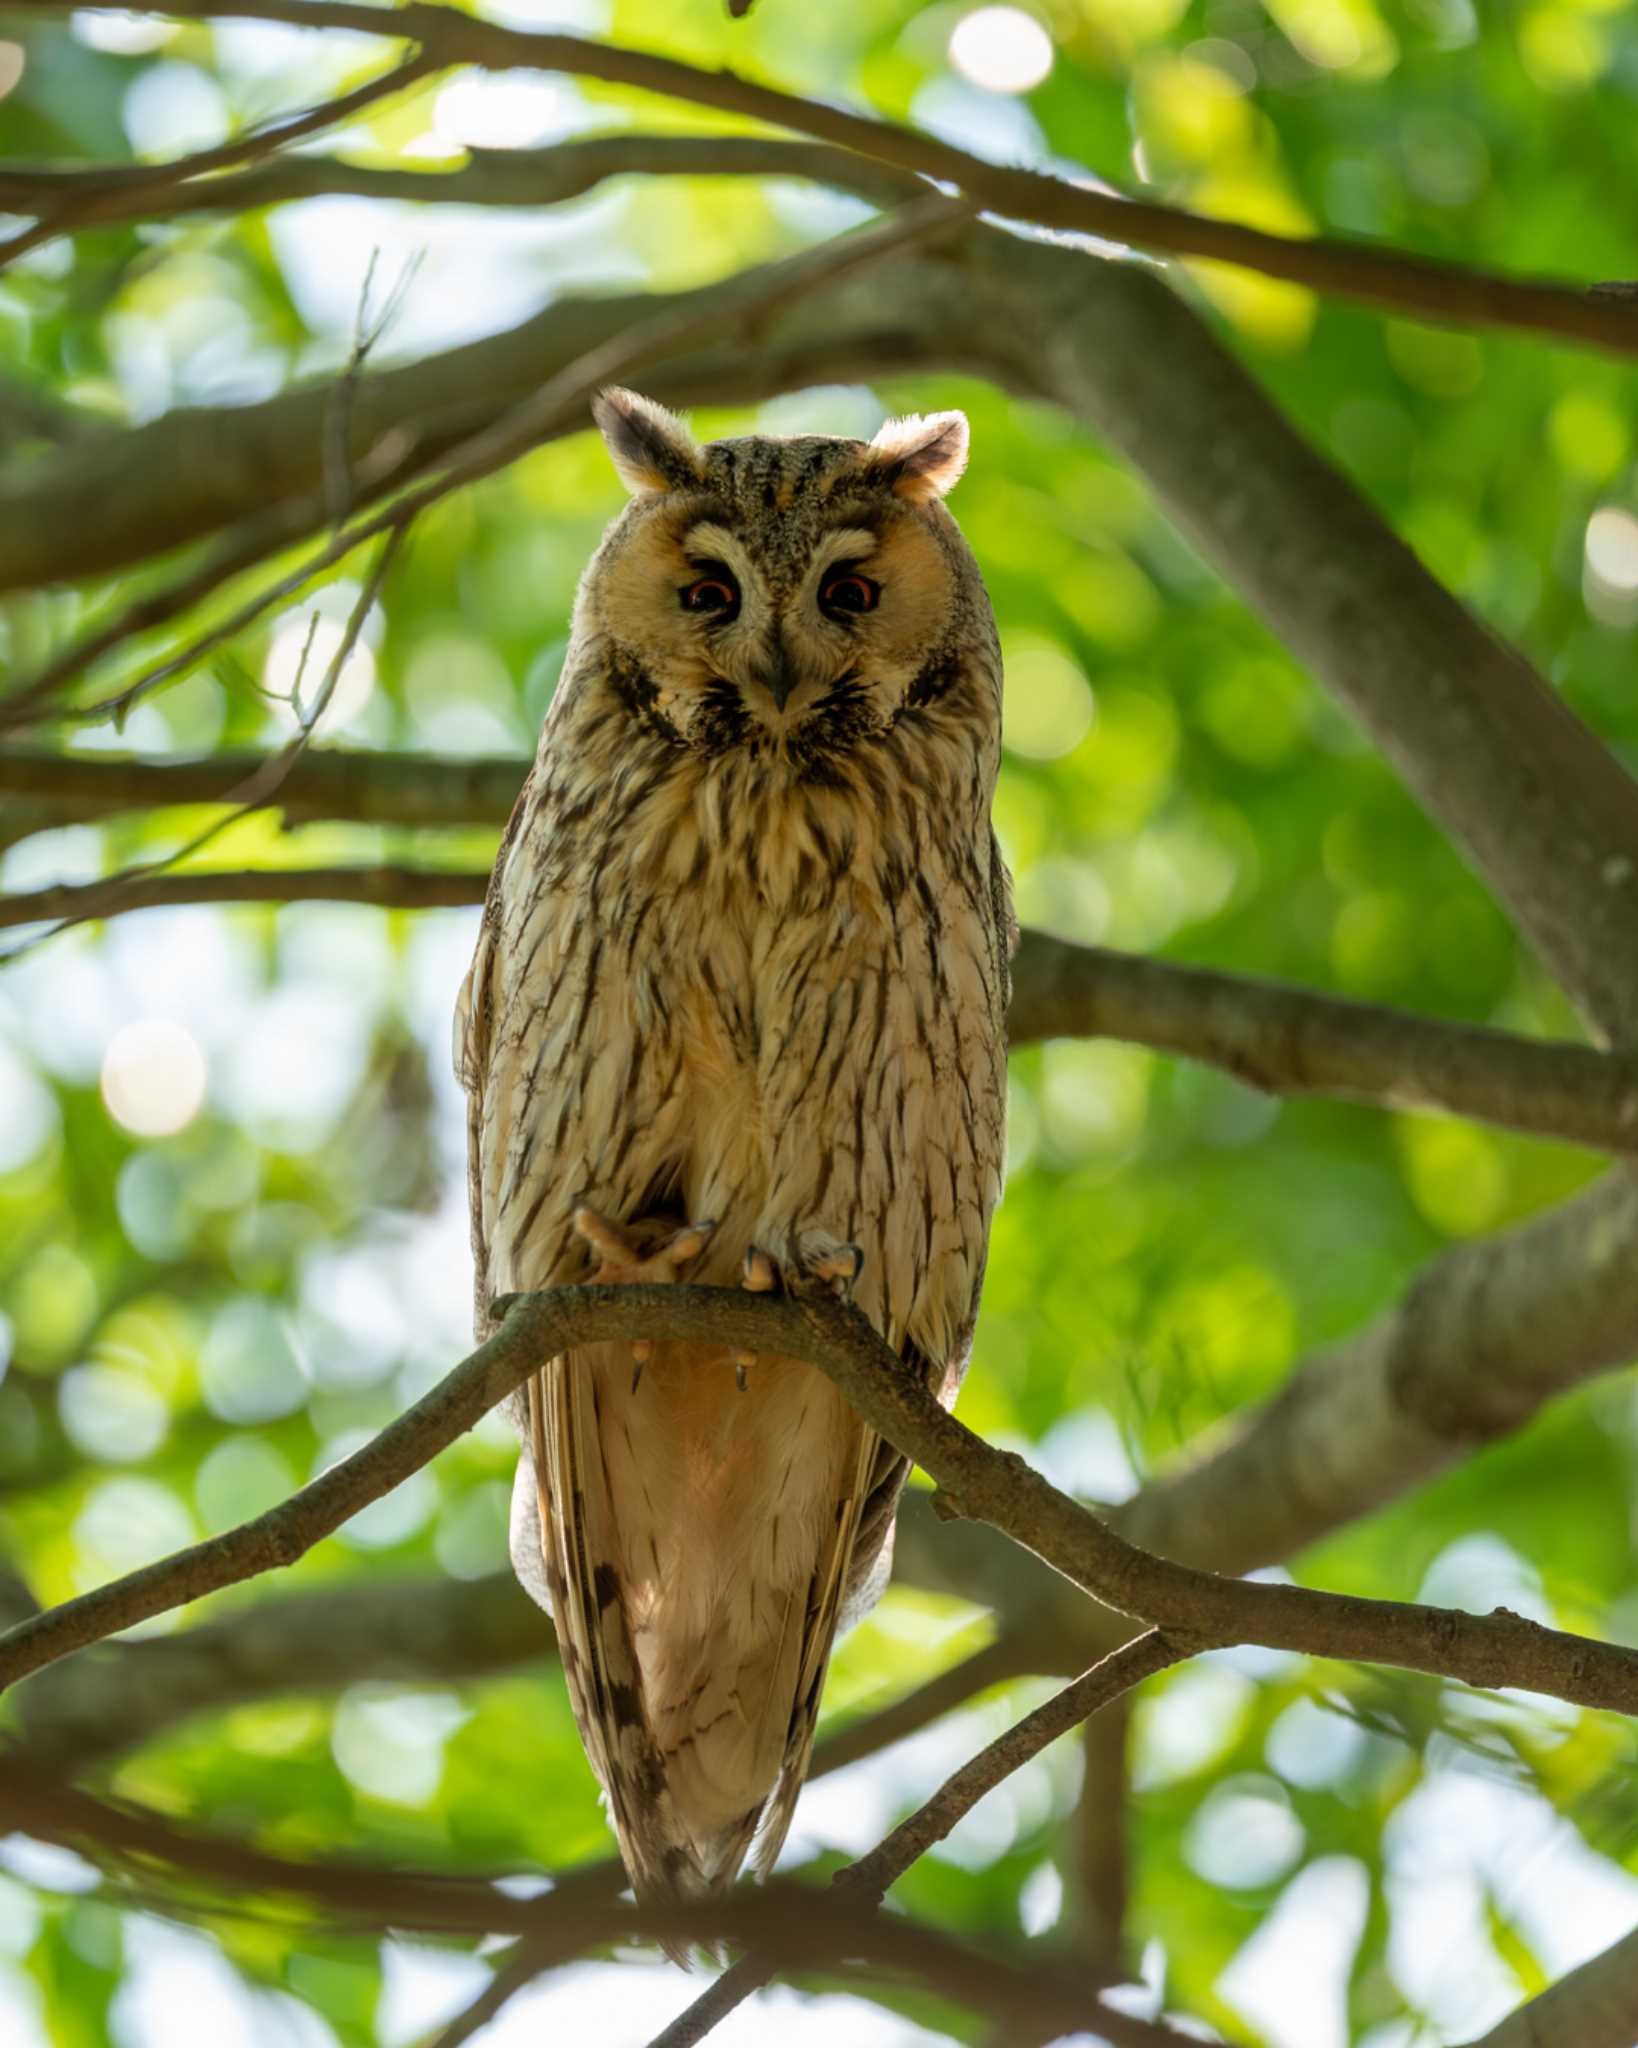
[{"xmin": 574, "ymin": 388, "xmax": 993, "ymax": 777}]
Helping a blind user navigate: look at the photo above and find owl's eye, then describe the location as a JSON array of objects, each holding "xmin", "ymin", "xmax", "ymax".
[
  {"xmin": 819, "ymin": 571, "xmax": 880, "ymax": 618},
  {"xmin": 680, "ymin": 565, "xmax": 739, "ymax": 618}
]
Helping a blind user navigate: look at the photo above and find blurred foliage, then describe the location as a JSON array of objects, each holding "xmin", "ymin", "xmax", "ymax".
[{"xmin": 4, "ymin": 0, "xmax": 1638, "ymax": 2043}]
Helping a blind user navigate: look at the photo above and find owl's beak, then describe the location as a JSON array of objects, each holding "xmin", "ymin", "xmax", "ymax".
[{"xmin": 750, "ymin": 634, "xmax": 800, "ymax": 712}]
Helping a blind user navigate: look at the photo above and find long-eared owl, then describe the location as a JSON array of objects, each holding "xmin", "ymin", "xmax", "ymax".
[{"xmin": 456, "ymin": 389, "xmax": 1012, "ymax": 1904}]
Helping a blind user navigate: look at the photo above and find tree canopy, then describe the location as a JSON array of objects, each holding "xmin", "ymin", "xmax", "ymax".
[{"xmin": 4, "ymin": 1, "xmax": 1638, "ymax": 2044}]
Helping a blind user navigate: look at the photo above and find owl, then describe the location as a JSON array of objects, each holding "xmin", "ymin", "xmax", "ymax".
[{"xmin": 455, "ymin": 389, "xmax": 1012, "ymax": 1906}]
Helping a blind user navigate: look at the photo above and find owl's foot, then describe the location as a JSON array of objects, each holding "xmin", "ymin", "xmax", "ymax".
[
  {"xmin": 733, "ymin": 1238, "xmax": 865, "ymax": 1390},
  {"xmin": 572, "ymin": 1207, "xmax": 716, "ymax": 1392}
]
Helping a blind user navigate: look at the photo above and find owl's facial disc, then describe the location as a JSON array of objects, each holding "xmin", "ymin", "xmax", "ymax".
[
  {"xmin": 597, "ymin": 510, "xmax": 958, "ymax": 766},
  {"xmin": 586, "ymin": 398, "xmax": 973, "ymax": 769}
]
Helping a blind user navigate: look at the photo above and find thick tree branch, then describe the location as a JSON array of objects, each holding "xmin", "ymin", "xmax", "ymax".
[
  {"xmin": 1460, "ymin": 1922, "xmax": 1638, "ymax": 2048},
  {"xmin": 1009, "ymin": 933, "xmax": 1638, "ymax": 1153},
  {"xmin": 26, "ymin": 0, "xmax": 1638, "ymax": 357},
  {"xmin": 6, "ymin": 843, "xmax": 1635, "ymax": 1155},
  {"xmin": 6, "ymin": 1286, "xmax": 1638, "ymax": 1721},
  {"xmin": 0, "ymin": 747, "xmax": 527, "ymax": 827},
  {"xmin": 1119, "ymin": 1164, "xmax": 1638, "ymax": 1571},
  {"xmin": 5, "ymin": 1572, "xmax": 546, "ymax": 1766}
]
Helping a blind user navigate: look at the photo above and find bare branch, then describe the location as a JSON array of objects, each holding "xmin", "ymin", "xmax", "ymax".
[
  {"xmin": 804, "ymin": 1635, "xmax": 1033, "ymax": 1780},
  {"xmin": 9, "ymin": 534, "xmax": 408, "ymax": 961},
  {"xmin": 7, "ymin": 1285, "xmax": 1638, "ymax": 1721},
  {"xmin": 0, "ymin": 747, "xmax": 526, "ymax": 828},
  {"xmin": 424, "ymin": 1939, "xmax": 565, "ymax": 2048},
  {"xmin": 0, "ymin": 133, "xmax": 915, "ymax": 227},
  {"xmin": 0, "ymin": 864, "xmax": 486, "ymax": 934},
  {"xmin": 1069, "ymin": 1697, "xmax": 1133, "ymax": 1967},
  {"xmin": 1119, "ymin": 1163, "xmax": 1638, "ymax": 1572},
  {"xmin": 0, "ymin": 48, "xmax": 438, "ymax": 269},
  {"xmin": 7, "ymin": 1573, "xmax": 547, "ymax": 1767},
  {"xmin": 842, "ymin": 1632, "xmax": 1185, "ymax": 1907},
  {"xmin": 650, "ymin": 1631, "xmax": 1190, "ymax": 2048},
  {"xmin": 23, "ymin": 0, "xmax": 1638, "ymax": 357},
  {"xmin": 1008, "ymin": 932, "xmax": 1638, "ymax": 1155},
  {"xmin": 5, "ymin": 838, "xmax": 1635, "ymax": 1156},
  {"xmin": 1460, "ymin": 1923, "xmax": 1638, "ymax": 2048},
  {"xmin": 0, "ymin": 1749, "xmax": 1141, "ymax": 2042}
]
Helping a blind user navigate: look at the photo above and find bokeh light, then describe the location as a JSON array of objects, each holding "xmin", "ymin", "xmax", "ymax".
[
  {"xmin": 947, "ymin": 6, "xmax": 1054, "ymax": 93},
  {"xmin": 99, "ymin": 1019, "xmax": 207, "ymax": 1138}
]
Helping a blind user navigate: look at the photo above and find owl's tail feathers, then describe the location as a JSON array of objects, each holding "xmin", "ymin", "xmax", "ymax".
[{"xmin": 606, "ymin": 1443, "xmax": 878, "ymax": 1933}]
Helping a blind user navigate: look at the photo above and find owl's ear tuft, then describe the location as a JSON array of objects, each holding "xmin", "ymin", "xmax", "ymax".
[
  {"xmin": 592, "ymin": 387, "xmax": 704, "ymax": 496},
  {"xmin": 865, "ymin": 410, "xmax": 969, "ymax": 501}
]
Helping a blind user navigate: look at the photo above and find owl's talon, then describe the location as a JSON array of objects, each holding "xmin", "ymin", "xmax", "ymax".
[
  {"xmin": 742, "ymin": 1246, "xmax": 779, "ymax": 1293},
  {"xmin": 808, "ymin": 1243, "xmax": 865, "ymax": 1296},
  {"xmin": 573, "ymin": 1207, "xmax": 717, "ymax": 1285}
]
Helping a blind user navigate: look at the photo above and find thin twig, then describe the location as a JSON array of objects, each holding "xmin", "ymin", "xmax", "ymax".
[
  {"xmin": 0, "ymin": 433, "xmax": 423, "ymax": 731},
  {"xmin": 5, "ymin": 191, "xmax": 965, "ymax": 737},
  {"xmin": 0, "ymin": 134, "xmax": 918, "ymax": 233},
  {"xmin": 2, "ymin": 530, "xmax": 406, "ymax": 962},
  {"xmin": 421, "ymin": 1936, "xmax": 564, "ymax": 2048},
  {"xmin": 0, "ymin": 48, "xmax": 437, "ymax": 269},
  {"xmin": 649, "ymin": 1632, "xmax": 1184, "ymax": 2047},
  {"xmin": 27, "ymin": 0, "xmax": 1638, "ymax": 357},
  {"xmin": 807, "ymin": 1634, "xmax": 1031, "ymax": 1780}
]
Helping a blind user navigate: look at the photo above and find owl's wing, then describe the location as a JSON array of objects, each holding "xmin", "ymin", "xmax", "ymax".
[
  {"xmin": 751, "ymin": 1416, "xmax": 879, "ymax": 1879},
  {"xmin": 456, "ymin": 777, "xmax": 736, "ymax": 1899}
]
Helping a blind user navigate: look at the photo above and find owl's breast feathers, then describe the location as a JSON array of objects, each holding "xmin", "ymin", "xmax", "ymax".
[{"xmin": 458, "ymin": 656, "xmax": 1011, "ymax": 1903}]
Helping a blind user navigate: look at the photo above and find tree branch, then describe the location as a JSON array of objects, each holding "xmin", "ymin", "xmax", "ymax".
[
  {"xmin": 0, "ymin": 747, "xmax": 527, "ymax": 827},
  {"xmin": 6, "ymin": 842, "xmax": 1635, "ymax": 1155},
  {"xmin": 6, "ymin": 1286, "xmax": 1638, "ymax": 1721},
  {"xmin": 0, "ymin": 47, "xmax": 438, "ymax": 269},
  {"xmin": 0, "ymin": 133, "xmax": 916, "ymax": 226},
  {"xmin": 1009, "ymin": 932, "xmax": 1638, "ymax": 1154},
  {"xmin": 0, "ymin": 864, "xmax": 487, "ymax": 932},
  {"xmin": 6, "ymin": 1572, "xmax": 548, "ymax": 1766},
  {"xmin": 1460, "ymin": 1922, "xmax": 1638, "ymax": 2048},
  {"xmin": 0, "ymin": 1747, "xmax": 1165, "ymax": 2044},
  {"xmin": 24, "ymin": 0, "xmax": 1638, "ymax": 358},
  {"xmin": 6, "ymin": 219, "xmax": 1635, "ymax": 1047},
  {"xmin": 1118, "ymin": 1163, "xmax": 1638, "ymax": 1572},
  {"xmin": 651, "ymin": 1633, "xmax": 1190, "ymax": 2048}
]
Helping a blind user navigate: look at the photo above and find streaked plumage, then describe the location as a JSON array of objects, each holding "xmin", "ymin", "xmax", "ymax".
[{"xmin": 456, "ymin": 389, "xmax": 1011, "ymax": 1905}]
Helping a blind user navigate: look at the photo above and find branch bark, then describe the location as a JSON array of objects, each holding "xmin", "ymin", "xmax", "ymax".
[
  {"xmin": 1460, "ymin": 1922, "xmax": 1638, "ymax": 2048},
  {"xmin": 0, "ymin": 1745, "xmax": 1184, "ymax": 2046},
  {"xmin": 0, "ymin": 48, "xmax": 437, "ymax": 268},
  {"xmin": 5, "ymin": 1572, "xmax": 547, "ymax": 1766},
  {"xmin": 0, "ymin": 133, "xmax": 916, "ymax": 225},
  {"xmin": 8, "ymin": 846, "xmax": 1637, "ymax": 1152},
  {"xmin": 649, "ymin": 1631, "xmax": 1185, "ymax": 2048},
  {"xmin": 6, "ymin": 1285, "xmax": 1638, "ymax": 1721},
  {"xmin": 25, "ymin": 0, "xmax": 1638, "ymax": 357}
]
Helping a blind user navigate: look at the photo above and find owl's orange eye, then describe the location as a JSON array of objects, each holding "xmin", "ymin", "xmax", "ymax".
[
  {"xmin": 820, "ymin": 572, "xmax": 879, "ymax": 617},
  {"xmin": 680, "ymin": 567, "xmax": 739, "ymax": 618}
]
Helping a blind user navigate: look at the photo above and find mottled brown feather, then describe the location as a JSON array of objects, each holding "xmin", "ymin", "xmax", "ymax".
[{"xmin": 456, "ymin": 394, "xmax": 1011, "ymax": 1903}]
